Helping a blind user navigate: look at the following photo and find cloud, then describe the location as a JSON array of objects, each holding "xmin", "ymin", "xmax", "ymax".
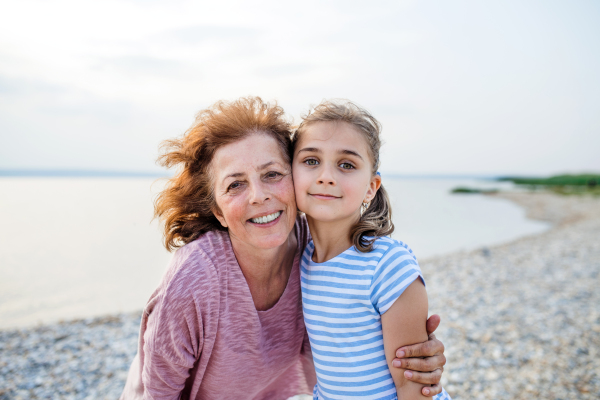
[
  {"xmin": 165, "ymin": 25, "xmax": 261, "ymax": 45},
  {"xmin": 93, "ymin": 55, "xmax": 198, "ymax": 79},
  {"xmin": 254, "ymin": 63, "xmax": 315, "ymax": 79},
  {"xmin": 0, "ymin": 0, "xmax": 599, "ymax": 174}
]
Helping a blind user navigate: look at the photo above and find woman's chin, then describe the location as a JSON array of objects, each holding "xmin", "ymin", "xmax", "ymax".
[
  {"xmin": 249, "ymin": 232, "xmax": 293, "ymax": 250},
  {"xmin": 241, "ymin": 213, "xmax": 296, "ymax": 250}
]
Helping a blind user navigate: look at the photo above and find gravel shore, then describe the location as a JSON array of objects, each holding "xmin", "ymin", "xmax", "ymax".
[
  {"xmin": 426, "ymin": 192, "xmax": 600, "ymax": 399},
  {"xmin": 1, "ymin": 192, "xmax": 599, "ymax": 399}
]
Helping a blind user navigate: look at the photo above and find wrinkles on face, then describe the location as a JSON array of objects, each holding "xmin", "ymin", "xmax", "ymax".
[{"xmin": 210, "ymin": 133, "xmax": 297, "ymax": 251}]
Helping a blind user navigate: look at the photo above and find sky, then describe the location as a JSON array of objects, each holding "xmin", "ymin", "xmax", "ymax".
[{"xmin": 0, "ymin": 0, "xmax": 599, "ymax": 176}]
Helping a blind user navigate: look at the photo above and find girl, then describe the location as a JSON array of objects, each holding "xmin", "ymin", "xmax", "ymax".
[{"xmin": 292, "ymin": 101, "xmax": 451, "ymax": 400}]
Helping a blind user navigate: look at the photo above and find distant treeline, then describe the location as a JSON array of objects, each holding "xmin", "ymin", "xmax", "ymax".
[
  {"xmin": 498, "ymin": 174, "xmax": 600, "ymax": 187},
  {"xmin": 451, "ymin": 174, "xmax": 600, "ymax": 196},
  {"xmin": 451, "ymin": 187, "xmax": 498, "ymax": 194}
]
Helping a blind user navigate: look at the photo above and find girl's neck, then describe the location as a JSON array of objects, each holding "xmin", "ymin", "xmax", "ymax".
[{"xmin": 306, "ymin": 214, "xmax": 357, "ymax": 263}]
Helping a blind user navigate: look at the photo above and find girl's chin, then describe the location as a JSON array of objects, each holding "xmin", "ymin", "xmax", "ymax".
[{"xmin": 305, "ymin": 211, "xmax": 360, "ymax": 225}]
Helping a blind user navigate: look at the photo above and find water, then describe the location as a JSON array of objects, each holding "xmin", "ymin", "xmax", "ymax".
[
  {"xmin": 0, "ymin": 177, "xmax": 548, "ymax": 329},
  {"xmin": 386, "ymin": 178, "xmax": 549, "ymax": 259}
]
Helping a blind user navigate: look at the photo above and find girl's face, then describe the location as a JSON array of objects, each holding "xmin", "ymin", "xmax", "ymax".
[{"xmin": 292, "ymin": 121, "xmax": 381, "ymax": 225}]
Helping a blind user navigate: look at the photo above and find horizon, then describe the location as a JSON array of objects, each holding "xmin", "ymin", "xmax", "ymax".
[{"xmin": 1, "ymin": 168, "xmax": 598, "ymax": 179}]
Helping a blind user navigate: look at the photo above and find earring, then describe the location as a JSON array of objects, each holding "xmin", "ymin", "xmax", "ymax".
[{"xmin": 361, "ymin": 201, "xmax": 370, "ymax": 216}]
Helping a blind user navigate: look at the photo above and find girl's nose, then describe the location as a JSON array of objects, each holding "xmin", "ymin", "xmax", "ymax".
[{"xmin": 317, "ymin": 165, "xmax": 336, "ymax": 186}]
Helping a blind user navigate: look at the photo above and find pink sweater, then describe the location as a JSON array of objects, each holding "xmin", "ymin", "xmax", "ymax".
[{"xmin": 120, "ymin": 218, "xmax": 316, "ymax": 400}]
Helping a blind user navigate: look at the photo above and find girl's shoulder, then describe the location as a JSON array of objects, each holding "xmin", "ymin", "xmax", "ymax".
[
  {"xmin": 367, "ymin": 236, "xmax": 419, "ymax": 264},
  {"xmin": 369, "ymin": 237, "xmax": 424, "ymax": 314}
]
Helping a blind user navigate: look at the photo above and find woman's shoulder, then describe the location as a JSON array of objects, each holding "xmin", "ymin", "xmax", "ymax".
[
  {"xmin": 157, "ymin": 230, "xmax": 232, "ymax": 300},
  {"xmin": 295, "ymin": 213, "xmax": 311, "ymax": 249}
]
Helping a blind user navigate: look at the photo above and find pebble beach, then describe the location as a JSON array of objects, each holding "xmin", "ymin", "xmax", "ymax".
[{"xmin": 1, "ymin": 192, "xmax": 599, "ymax": 399}]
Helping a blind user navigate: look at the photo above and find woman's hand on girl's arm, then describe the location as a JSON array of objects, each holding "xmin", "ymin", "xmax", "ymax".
[{"xmin": 392, "ymin": 314, "xmax": 446, "ymax": 397}]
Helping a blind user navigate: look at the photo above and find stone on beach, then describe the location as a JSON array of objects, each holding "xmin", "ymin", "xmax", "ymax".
[
  {"xmin": 1, "ymin": 192, "xmax": 599, "ymax": 399},
  {"xmin": 426, "ymin": 193, "xmax": 600, "ymax": 399}
]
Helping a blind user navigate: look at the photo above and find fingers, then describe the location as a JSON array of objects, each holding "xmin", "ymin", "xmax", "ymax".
[
  {"xmin": 396, "ymin": 337, "xmax": 444, "ymax": 358},
  {"xmin": 421, "ymin": 383, "xmax": 442, "ymax": 397},
  {"xmin": 402, "ymin": 368, "xmax": 443, "ymax": 386},
  {"xmin": 392, "ymin": 354, "xmax": 446, "ymax": 372},
  {"xmin": 425, "ymin": 314, "xmax": 441, "ymax": 336}
]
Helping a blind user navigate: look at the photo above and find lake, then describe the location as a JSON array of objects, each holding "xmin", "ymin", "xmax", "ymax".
[{"xmin": 0, "ymin": 177, "xmax": 548, "ymax": 328}]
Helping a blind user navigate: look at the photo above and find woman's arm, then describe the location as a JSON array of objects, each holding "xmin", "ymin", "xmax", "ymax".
[
  {"xmin": 142, "ymin": 305, "xmax": 200, "ymax": 398},
  {"xmin": 381, "ymin": 279, "xmax": 430, "ymax": 400},
  {"xmin": 121, "ymin": 290, "xmax": 201, "ymax": 400},
  {"xmin": 121, "ymin": 245, "xmax": 220, "ymax": 399}
]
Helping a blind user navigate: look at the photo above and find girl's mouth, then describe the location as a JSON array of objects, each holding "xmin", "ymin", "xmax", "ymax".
[{"xmin": 310, "ymin": 193, "xmax": 340, "ymax": 200}]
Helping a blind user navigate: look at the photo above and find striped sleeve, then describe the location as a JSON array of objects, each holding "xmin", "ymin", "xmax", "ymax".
[{"xmin": 369, "ymin": 240, "xmax": 424, "ymax": 315}]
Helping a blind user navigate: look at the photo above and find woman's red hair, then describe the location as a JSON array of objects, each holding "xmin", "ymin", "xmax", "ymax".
[{"xmin": 154, "ymin": 97, "xmax": 293, "ymax": 251}]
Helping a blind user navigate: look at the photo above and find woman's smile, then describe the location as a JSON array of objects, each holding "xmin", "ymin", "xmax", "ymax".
[
  {"xmin": 211, "ymin": 133, "xmax": 297, "ymax": 251},
  {"xmin": 249, "ymin": 210, "xmax": 283, "ymax": 225}
]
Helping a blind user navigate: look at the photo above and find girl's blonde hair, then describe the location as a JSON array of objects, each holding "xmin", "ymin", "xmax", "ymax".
[{"xmin": 293, "ymin": 100, "xmax": 394, "ymax": 252}]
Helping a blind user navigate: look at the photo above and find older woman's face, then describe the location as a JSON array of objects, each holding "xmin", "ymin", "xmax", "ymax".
[{"xmin": 212, "ymin": 133, "xmax": 297, "ymax": 251}]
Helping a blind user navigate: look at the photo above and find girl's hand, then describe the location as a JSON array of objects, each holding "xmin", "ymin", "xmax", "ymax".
[{"xmin": 392, "ymin": 314, "xmax": 446, "ymax": 397}]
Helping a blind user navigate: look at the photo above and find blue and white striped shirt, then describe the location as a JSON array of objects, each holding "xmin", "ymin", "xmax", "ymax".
[{"xmin": 301, "ymin": 237, "xmax": 451, "ymax": 400}]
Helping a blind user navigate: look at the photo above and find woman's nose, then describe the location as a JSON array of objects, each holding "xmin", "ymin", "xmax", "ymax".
[{"xmin": 249, "ymin": 182, "xmax": 271, "ymax": 204}]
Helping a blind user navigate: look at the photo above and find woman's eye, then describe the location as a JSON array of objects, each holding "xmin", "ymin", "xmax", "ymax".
[
  {"xmin": 227, "ymin": 182, "xmax": 242, "ymax": 192},
  {"xmin": 265, "ymin": 171, "xmax": 282, "ymax": 180},
  {"xmin": 339, "ymin": 162, "xmax": 355, "ymax": 170},
  {"xmin": 305, "ymin": 159, "xmax": 319, "ymax": 166}
]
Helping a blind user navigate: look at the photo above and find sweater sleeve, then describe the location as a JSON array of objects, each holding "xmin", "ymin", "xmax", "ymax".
[
  {"xmin": 139, "ymin": 247, "xmax": 220, "ymax": 399},
  {"xmin": 370, "ymin": 241, "xmax": 424, "ymax": 315}
]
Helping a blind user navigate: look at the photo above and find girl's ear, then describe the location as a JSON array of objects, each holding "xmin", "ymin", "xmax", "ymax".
[
  {"xmin": 212, "ymin": 207, "xmax": 228, "ymax": 228},
  {"xmin": 364, "ymin": 174, "xmax": 382, "ymax": 203}
]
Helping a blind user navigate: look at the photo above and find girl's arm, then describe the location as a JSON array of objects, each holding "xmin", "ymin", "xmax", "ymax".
[
  {"xmin": 381, "ymin": 279, "xmax": 430, "ymax": 400},
  {"xmin": 392, "ymin": 315, "xmax": 446, "ymax": 396}
]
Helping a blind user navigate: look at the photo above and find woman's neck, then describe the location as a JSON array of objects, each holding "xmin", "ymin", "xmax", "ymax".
[
  {"xmin": 306, "ymin": 214, "xmax": 357, "ymax": 263},
  {"xmin": 230, "ymin": 229, "xmax": 298, "ymax": 311}
]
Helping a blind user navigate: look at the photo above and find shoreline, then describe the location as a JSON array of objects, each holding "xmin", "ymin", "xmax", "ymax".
[{"xmin": 1, "ymin": 192, "xmax": 599, "ymax": 399}]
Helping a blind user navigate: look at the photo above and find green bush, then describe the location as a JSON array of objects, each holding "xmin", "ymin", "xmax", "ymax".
[{"xmin": 498, "ymin": 174, "xmax": 600, "ymax": 187}]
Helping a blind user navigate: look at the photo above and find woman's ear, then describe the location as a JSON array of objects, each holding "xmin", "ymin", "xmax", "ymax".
[
  {"xmin": 212, "ymin": 208, "xmax": 228, "ymax": 228},
  {"xmin": 364, "ymin": 174, "xmax": 382, "ymax": 203}
]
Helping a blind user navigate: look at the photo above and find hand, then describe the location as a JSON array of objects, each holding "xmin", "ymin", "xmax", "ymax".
[{"xmin": 391, "ymin": 314, "xmax": 446, "ymax": 397}]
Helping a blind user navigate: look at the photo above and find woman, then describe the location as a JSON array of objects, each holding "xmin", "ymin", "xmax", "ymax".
[{"xmin": 121, "ymin": 97, "xmax": 446, "ymax": 399}]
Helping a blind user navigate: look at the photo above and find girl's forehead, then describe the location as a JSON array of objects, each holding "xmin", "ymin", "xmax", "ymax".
[
  {"xmin": 303, "ymin": 120, "xmax": 359, "ymax": 135},
  {"xmin": 297, "ymin": 121, "xmax": 370, "ymax": 153}
]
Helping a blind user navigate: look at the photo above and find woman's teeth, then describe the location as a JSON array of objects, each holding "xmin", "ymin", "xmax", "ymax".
[{"xmin": 251, "ymin": 211, "xmax": 281, "ymax": 224}]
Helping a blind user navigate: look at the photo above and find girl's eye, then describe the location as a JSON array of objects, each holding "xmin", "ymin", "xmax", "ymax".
[
  {"xmin": 339, "ymin": 162, "xmax": 355, "ymax": 170},
  {"xmin": 305, "ymin": 159, "xmax": 319, "ymax": 166}
]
